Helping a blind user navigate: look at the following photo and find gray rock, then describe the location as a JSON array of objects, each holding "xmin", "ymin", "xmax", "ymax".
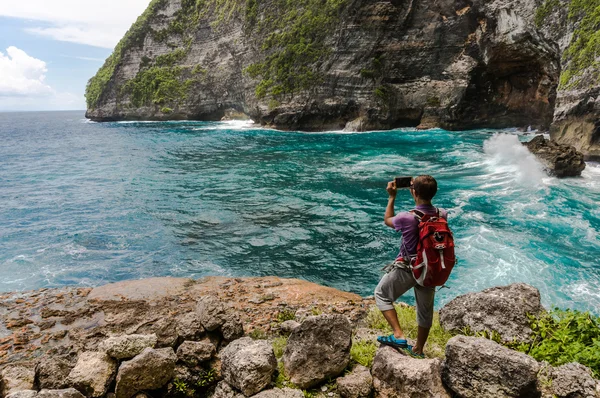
[
  {"xmin": 221, "ymin": 313, "xmax": 244, "ymax": 341},
  {"xmin": 278, "ymin": 321, "xmax": 300, "ymax": 335},
  {"xmin": 523, "ymin": 135, "xmax": 586, "ymax": 177},
  {"xmin": 38, "ymin": 389, "xmax": 86, "ymax": 398},
  {"xmin": 36, "ymin": 356, "xmax": 74, "ymax": 390},
  {"xmin": 439, "ymin": 283, "xmax": 544, "ymax": 344},
  {"xmin": 68, "ymin": 351, "xmax": 118, "ymax": 398},
  {"xmin": 442, "ymin": 335, "xmax": 540, "ymax": 398},
  {"xmin": 98, "ymin": 334, "xmax": 158, "ymax": 359},
  {"xmin": 1, "ymin": 366, "xmax": 35, "ymax": 397},
  {"xmin": 176, "ymin": 340, "xmax": 216, "ymax": 366},
  {"xmin": 176, "ymin": 312, "xmax": 206, "ymax": 341},
  {"xmin": 6, "ymin": 391, "xmax": 38, "ymax": 398},
  {"xmin": 283, "ymin": 314, "xmax": 352, "ymax": 389},
  {"xmin": 115, "ymin": 347, "xmax": 177, "ymax": 398},
  {"xmin": 220, "ymin": 337, "xmax": 277, "ymax": 397},
  {"xmin": 211, "ymin": 381, "xmax": 244, "ymax": 398},
  {"xmin": 197, "ymin": 295, "xmax": 227, "ymax": 332},
  {"xmin": 251, "ymin": 388, "xmax": 304, "ymax": 398},
  {"xmin": 550, "ymin": 363, "xmax": 598, "ymax": 398},
  {"xmin": 336, "ymin": 365, "xmax": 373, "ymax": 398},
  {"xmin": 371, "ymin": 346, "xmax": 449, "ymax": 398}
]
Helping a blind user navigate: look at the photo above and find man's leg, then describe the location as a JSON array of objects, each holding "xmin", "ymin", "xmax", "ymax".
[
  {"xmin": 374, "ymin": 268, "xmax": 414, "ymax": 339},
  {"xmin": 413, "ymin": 285, "xmax": 435, "ymax": 355}
]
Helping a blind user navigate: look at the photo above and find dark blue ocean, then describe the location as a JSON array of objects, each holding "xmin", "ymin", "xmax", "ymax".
[{"xmin": 1, "ymin": 111, "xmax": 599, "ymax": 311}]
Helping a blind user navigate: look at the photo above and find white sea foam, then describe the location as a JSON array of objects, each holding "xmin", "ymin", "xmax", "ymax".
[{"xmin": 483, "ymin": 133, "xmax": 547, "ymax": 186}]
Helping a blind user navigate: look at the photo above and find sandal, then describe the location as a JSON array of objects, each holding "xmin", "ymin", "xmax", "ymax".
[
  {"xmin": 377, "ymin": 334, "xmax": 408, "ymax": 349},
  {"xmin": 403, "ymin": 345, "xmax": 425, "ymax": 359}
]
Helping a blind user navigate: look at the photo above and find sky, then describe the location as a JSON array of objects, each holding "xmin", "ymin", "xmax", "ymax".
[{"xmin": 0, "ymin": 0, "xmax": 152, "ymax": 111}]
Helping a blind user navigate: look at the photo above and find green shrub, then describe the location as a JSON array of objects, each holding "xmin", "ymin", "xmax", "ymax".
[
  {"xmin": 272, "ymin": 336, "xmax": 288, "ymax": 359},
  {"xmin": 365, "ymin": 305, "xmax": 454, "ymax": 358},
  {"xmin": 535, "ymin": 0, "xmax": 560, "ymax": 27},
  {"xmin": 276, "ymin": 309, "xmax": 296, "ymax": 323},
  {"xmin": 515, "ymin": 308, "xmax": 600, "ymax": 378},
  {"xmin": 350, "ymin": 340, "xmax": 378, "ymax": 367}
]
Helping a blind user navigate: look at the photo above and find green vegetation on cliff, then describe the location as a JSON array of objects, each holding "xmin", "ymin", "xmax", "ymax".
[
  {"xmin": 85, "ymin": 0, "xmax": 168, "ymax": 109},
  {"xmin": 536, "ymin": 0, "xmax": 600, "ymax": 88}
]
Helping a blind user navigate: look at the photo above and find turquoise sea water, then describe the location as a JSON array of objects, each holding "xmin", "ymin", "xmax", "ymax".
[{"xmin": 1, "ymin": 111, "xmax": 599, "ymax": 312}]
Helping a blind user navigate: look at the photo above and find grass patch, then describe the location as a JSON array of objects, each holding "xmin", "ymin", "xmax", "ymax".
[
  {"xmin": 350, "ymin": 340, "xmax": 378, "ymax": 367},
  {"xmin": 249, "ymin": 328, "xmax": 268, "ymax": 340},
  {"xmin": 514, "ymin": 308, "xmax": 600, "ymax": 378},
  {"xmin": 272, "ymin": 336, "xmax": 288, "ymax": 359},
  {"xmin": 365, "ymin": 304, "xmax": 454, "ymax": 358},
  {"xmin": 276, "ymin": 309, "xmax": 296, "ymax": 323}
]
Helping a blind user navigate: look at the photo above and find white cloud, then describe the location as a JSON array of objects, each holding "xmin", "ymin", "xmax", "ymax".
[
  {"xmin": 0, "ymin": 0, "xmax": 152, "ymax": 49},
  {"xmin": 0, "ymin": 46, "xmax": 52, "ymax": 97}
]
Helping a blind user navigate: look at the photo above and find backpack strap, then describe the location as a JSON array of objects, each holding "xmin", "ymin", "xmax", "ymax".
[{"xmin": 410, "ymin": 209, "xmax": 426, "ymax": 221}]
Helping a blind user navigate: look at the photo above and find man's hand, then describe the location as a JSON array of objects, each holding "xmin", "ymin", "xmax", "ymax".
[{"xmin": 386, "ymin": 181, "xmax": 397, "ymax": 198}]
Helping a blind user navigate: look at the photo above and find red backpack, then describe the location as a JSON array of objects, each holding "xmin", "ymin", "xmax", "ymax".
[{"xmin": 410, "ymin": 209, "xmax": 455, "ymax": 287}]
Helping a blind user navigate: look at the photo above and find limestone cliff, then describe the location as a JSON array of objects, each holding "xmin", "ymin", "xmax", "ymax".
[
  {"xmin": 536, "ymin": 0, "xmax": 600, "ymax": 160},
  {"xmin": 85, "ymin": 0, "xmax": 560, "ymax": 132}
]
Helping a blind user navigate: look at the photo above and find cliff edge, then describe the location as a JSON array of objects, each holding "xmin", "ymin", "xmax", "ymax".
[{"xmin": 85, "ymin": 0, "xmax": 560, "ymax": 132}]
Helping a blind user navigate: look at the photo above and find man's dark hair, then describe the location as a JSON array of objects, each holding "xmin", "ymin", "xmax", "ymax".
[{"xmin": 413, "ymin": 175, "xmax": 437, "ymax": 201}]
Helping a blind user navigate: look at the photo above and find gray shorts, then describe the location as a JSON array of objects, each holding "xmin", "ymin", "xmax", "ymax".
[{"xmin": 374, "ymin": 265, "xmax": 435, "ymax": 328}]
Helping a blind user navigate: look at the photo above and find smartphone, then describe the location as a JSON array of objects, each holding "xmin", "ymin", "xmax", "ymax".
[{"xmin": 395, "ymin": 176, "xmax": 412, "ymax": 188}]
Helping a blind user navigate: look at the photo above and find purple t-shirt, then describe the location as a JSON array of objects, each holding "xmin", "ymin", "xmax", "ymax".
[{"xmin": 392, "ymin": 205, "xmax": 448, "ymax": 260}]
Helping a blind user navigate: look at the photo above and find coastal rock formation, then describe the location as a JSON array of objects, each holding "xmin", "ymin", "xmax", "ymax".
[
  {"xmin": 523, "ymin": 135, "xmax": 586, "ymax": 177},
  {"xmin": 371, "ymin": 346, "xmax": 450, "ymax": 398},
  {"xmin": 115, "ymin": 347, "xmax": 176, "ymax": 398},
  {"xmin": 67, "ymin": 352, "xmax": 117, "ymax": 397},
  {"xmin": 442, "ymin": 336, "xmax": 541, "ymax": 398},
  {"xmin": 85, "ymin": 0, "xmax": 559, "ymax": 132},
  {"xmin": 98, "ymin": 334, "xmax": 158, "ymax": 360},
  {"xmin": 283, "ymin": 314, "xmax": 352, "ymax": 389},
  {"xmin": 7, "ymin": 389, "xmax": 86, "ymax": 398},
  {"xmin": 1, "ymin": 366, "xmax": 35, "ymax": 397},
  {"xmin": 176, "ymin": 340, "xmax": 216, "ymax": 366},
  {"xmin": 220, "ymin": 337, "xmax": 277, "ymax": 396},
  {"xmin": 336, "ymin": 365, "xmax": 373, "ymax": 398},
  {"xmin": 439, "ymin": 283, "xmax": 544, "ymax": 344},
  {"xmin": 536, "ymin": 0, "xmax": 600, "ymax": 160},
  {"xmin": 35, "ymin": 357, "xmax": 74, "ymax": 390},
  {"xmin": 546, "ymin": 363, "xmax": 599, "ymax": 398}
]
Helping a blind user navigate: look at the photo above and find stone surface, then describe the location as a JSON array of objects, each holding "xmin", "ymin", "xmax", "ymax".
[
  {"xmin": 220, "ymin": 314, "xmax": 244, "ymax": 341},
  {"xmin": 439, "ymin": 283, "xmax": 544, "ymax": 344},
  {"xmin": 176, "ymin": 312, "xmax": 205, "ymax": 341},
  {"xmin": 6, "ymin": 391, "xmax": 38, "ymax": 398},
  {"xmin": 211, "ymin": 381, "xmax": 245, "ymax": 398},
  {"xmin": 115, "ymin": 347, "xmax": 177, "ymax": 398},
  {"xmin": 197, "ymin": 295, "xmax": 228, "ymax": 332},
  {"xmin": 1, "ymin": 366, "xmax": 36, "ymax": 397},
  {"xmin": 336, "ymin": 365, "xmax": 373, "ymax": 398},
  {"xmin": 278, "ymin": 321, "xmax": 300, "ymax": 335},
  {"xmin": 98, "ymin": 334, "xmax": 158, "ymax": 359},
  {"xmin": 283, "ymin": 314, "xmax": 352, "ymax": 389},
  {"xmin": 251, "ymin": 388, "xmax": 305, "ymax": 398},
  {"xmin": 220, "ymin": 337, "xmax": 277, "ymax": 397},
  {"xmin": 67, "ymin": 351, "xmax": 118, "ymax": 397},
  {"xmin": 549, "ymin": 363, "xmax": 598, "ymax": 398},
  {"xmin": 176, "ymin": 340, "xmax": 216, "ymax": 366},
  {"xmin": 524, "ymin": 135, "xmax": 586, "ymax": 177},
  {"xmin": 38, "ymin": 389, "xmax": 87, "ymax": 398},
  {"xmin": 371, "ymin": 346, "xmax": 449, "ymax": 398},
  {"xmin": 442, "ymin": 335, "xmax": 540, "ymax": 398},
  {"xmin": 86, "ymin": 0, "xmax": 559, "ymax": 135},
  {"xmin": 35, "ymin": 356, "xmax": 74, "ymax": 390}
]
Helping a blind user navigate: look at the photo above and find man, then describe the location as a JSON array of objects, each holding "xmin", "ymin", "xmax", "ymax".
[{"xmin": 374, "ymin": 175, "xmax": 447, "ymax": 358}]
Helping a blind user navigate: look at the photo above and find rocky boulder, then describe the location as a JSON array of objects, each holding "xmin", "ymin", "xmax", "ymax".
[
  {"xmin": 523, "ymin": 135, "xmax": 586, "ymax": 177},
  {"xmin": 442, "ymin": 336, "xmax": 540, "ymax": 398},
  {"xmin": 7, "ymin": 390, "xmax": 86, "ymax": 398},
  {"xmin": 1, "ymin": 366, "xmax": 36, "ymax": 396},
  {"xmin": 371, "ymin": 346, "xmax": 450, "ymax": 398},
  {"xmin": 283, "ymin": 314, "xmax": 352, "ymax": 389},
  {"xmin": 211, "ymin": 381, "xmax": 245, "ymax": 398},
  {"xmin": 220, "ymin": 316, "xmax": 244, "ymax": 341},
  {"xmin": 547, "ymin": 363, "xmax": 598, "ymax": 398},
  {"xmin": 176, "ymin": 340, "xmax": 216, "ymax": 366},
  {"xmin": 115, "ymin": 347, "xmax": 176, "ymax": 398},
  {"xmin": 99, "ymin": 334, "xmax": 158, "ymax": 360},
  {"xmin": 196, "ymin": 295, "xmax": 227, "ymax": 331},
  {"xmin": 220, "ymin": 337, "xmax": 277, "ymax": 397},
  {"xmin": 336, "ymin": 365, "xmax": 373, "ymax": 398},
  {"xmin": 35, "ymin": 356, "xmax": 74, "ymax": 390},
  {"xmin": 67, "ymin": 352, "xmax": 118, "ymax": 397},
  {"xmin": 439, "ymin": 283, "xmax": 544, "ymax": 344},
  {"xmin": 252, "ymin": 388, "xmax": 304, "ymax": 398},
  {"xmin": 176, "ymin": 312, "xmax": 205, "ymax": 341}
]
